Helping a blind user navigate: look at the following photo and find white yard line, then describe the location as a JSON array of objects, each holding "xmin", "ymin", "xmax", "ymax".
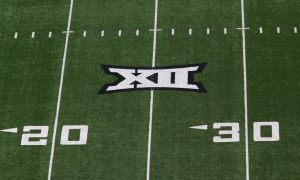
[
  {"xmin": 47, "ymin": 0, "xmax": 74, "ymax": 179},
  {"xmin": 147, "ymin": 0, "xmax": 159, "ymax": 179},
  {"xmin": 147, "ymin": 90, "xmax": 154, "ymax": 180},
  {"xmin": 240, "ymin": 0, "xmax": 250, "ymax": 180}
]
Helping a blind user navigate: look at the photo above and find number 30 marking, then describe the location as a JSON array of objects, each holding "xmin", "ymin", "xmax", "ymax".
[
  {"xmin": 213, "ymin": 122, "xmax": 280, "ymax": 143},
  {"xmin": 213, "ymin": 123, "xmax": 240, "ymax": 143}
]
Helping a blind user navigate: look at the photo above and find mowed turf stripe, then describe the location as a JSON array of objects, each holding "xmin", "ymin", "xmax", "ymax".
[
  {"xmin": 45, "ymin": 0, "xmax": 155, "ymax": 179},
  {"xmin": 48, "ymin": 0, "xmax": 75, "ymax": 179},
  {"xmin": 239, "ymin": 0, "xmax": 250, "ymax": 179},
  {"xmin": 149, "ymin": 0, "xmax": 246, "ymax": 179},
  {"xmin": 147, "ymin": 0, "xmax": 159, "ymax": 179}
]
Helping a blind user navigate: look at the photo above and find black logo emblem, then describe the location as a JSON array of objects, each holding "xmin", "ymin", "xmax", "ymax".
[{"xmin": 99, "ymin": 63, "xmax": 207, "ymax": 94}]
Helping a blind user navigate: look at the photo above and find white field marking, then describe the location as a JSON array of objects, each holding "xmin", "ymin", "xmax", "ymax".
[
  {"xmin": 190, "ymin": 125, "xmax": 208, "ymax": 130},
  {"xmin": 277, "ymin": 27, "xmax": 281, "ymax": 33},
  {"xmin": 0, "ymin": 128, "xmax": 18, "ymax": 133},
  {"xmin": 31, "ymin": 32, "xmax": 35, "ymax": 38},
  {"xmin": 149, "ymin": 28, "xmax": 162, "ymax": 32},
  {"xmin": 206, "ymin": 28, "xmax": 210, "ymax": 35},
  {"xmin": 48, "ymin": 32, "xmax": 52, "ymax": 38},
  {"xmin": 189, "ymin": 28, "xmax": 192, "ymax": 35},
  {"xmin": 259, "ymin": 27, "xmax": 263, "ymax": 34},
  {"xmin": 224, "ymin": 28, "xmax": 227, "ymax": 34},
  {"xmin": 83, "ymin": 31, "xmax": 86, "ymax": 37},
  {"xmin": 62, "ymin": 30, "xmax": 74, "ymax": 34},
  {"xmin": 136, "ymin": 29, "xmax": 140, "ymax": 36},
  {"xmin": 101, "ymin": 30, "xmax": 104, "ymax": 37},
  {"xmin": 14, "ymin": 32, "xmax": 18, "ymax": 39},
  {"xmin": 237, "ymin": 27, "xmax": 250, "ymax": 30},
  {"xmin": 118, "ymin": 30, "xmax": 122, "ymax": 37},
  {"xmin": 147, "ymin": 0, "xmax": 158, "ymax": 179},
  {"xmin": 47, "ymin": 0, "xmax": 74, "ymax": 179},
  {"xmin": 240, "ymin": 0, "xmax": 250, "ymax": 179},
  {"xmin": 171, "ymin": 28, "xmax": 175, "ymax": 35},
  {"xmin": 294, "ymin": 27, "xmax": 298, "ymax": 33}
]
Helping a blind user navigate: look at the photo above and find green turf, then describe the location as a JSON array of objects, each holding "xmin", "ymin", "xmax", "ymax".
[
  {"xmin": 0, "ymin": 0, "xmax": 68, "ymax": 179},
  {"xmin": 246, "ymin": 1, "xmax": 300, "ymax": 179},
  {"xmin": 0, "ymin": 0, "xmax": 299, "ymax": 179}
]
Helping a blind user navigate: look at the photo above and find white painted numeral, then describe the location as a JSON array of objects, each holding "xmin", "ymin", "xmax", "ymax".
[
  {"xmin": 21, "ymin": 126, "xmax": 49, "ymax": 145},
  {"xmin": 213, "ymin": 123, "xmax": 240, "ymax": 143},
  {"xmin": 60, "ymin": 125, "xmax": 88, "ymax": 145},
  {"xmin": 20, "ymin": 125, "xmax": 88, "ymax": 146},
  {"xmin": 253, "ymin": 122, "xmax": 280, "ymax": 141}
]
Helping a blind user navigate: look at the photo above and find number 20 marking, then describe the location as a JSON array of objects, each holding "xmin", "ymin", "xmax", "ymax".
[
  {"xmin": 21, "ymin": 125, "xmax": 88, "ymax": 146},
  {"xmin": 213, "ymin": 122, "xmax": 279, "ymax": 143}
]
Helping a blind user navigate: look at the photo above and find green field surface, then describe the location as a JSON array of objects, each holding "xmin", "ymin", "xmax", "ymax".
[{"xmin": 0, "ymin": 0, "xmax": 299, "ymax": 179}]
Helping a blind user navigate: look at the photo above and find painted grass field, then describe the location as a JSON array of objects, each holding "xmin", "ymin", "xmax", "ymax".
[{"xmin": 0, "ymin": 0, "xmax": 299, "ymax": 179}]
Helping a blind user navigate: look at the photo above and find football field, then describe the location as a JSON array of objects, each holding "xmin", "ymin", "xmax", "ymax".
[{"xmin": 0, "ymin": 0, "xmax": 299, "ymax": 179}]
